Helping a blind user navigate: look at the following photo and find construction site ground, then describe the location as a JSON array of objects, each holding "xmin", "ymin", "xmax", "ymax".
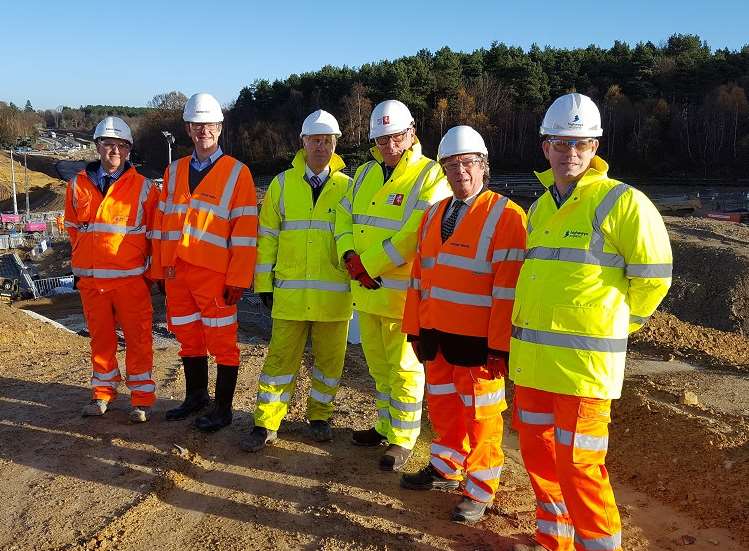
[{"xmin": 1, "ymin": 215, "xmax": 748, "ymax": 550}]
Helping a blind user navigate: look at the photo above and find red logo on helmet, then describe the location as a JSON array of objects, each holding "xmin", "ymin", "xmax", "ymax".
[{"xmin": 380, "ymin": 116, "xmax": 390, "ymax": 125}]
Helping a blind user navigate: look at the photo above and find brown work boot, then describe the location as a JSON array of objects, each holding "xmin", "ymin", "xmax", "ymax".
[
  {"xmin": 379, "ymin": 444, "xmax": 412, "ymax": 471},
  {"xmin": 352, "ymin": 427, "xmax": 387, "ymax": 447},
  {"xmin": 81, "ymin": 399, "xmax": 109, "ymax": 417},
  {"xmin": 451, "ymin": 496, "xmax": 489, "ymax": 523}
]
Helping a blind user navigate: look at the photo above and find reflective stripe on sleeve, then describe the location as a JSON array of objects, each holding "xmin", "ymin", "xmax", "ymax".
[
  {"xmin": 626, "ymin": 263, "xmax": 673, "ymax": 278},
  {"xmin": 383, "ymin": 238, "xmax": 406, "ymax": 267},
  {"xmin": 230, "ymin": 206, "xmax": 258, "ymax": 218},
  {"xmin": 255, "ymin": 263, "xmax": 274, "ymax": 273},
  {"xmin": 259, "ymin": 225, "xmax": 280, "ymax": 237},
  {"xmin": 492, "ymin": 286, "xmax": 515, "ymax": 300},
  {"xmin": 229, "ymin": 236, "xmax": 257, "ymax": 247},
  {"xmin": 492, "ymin": 248, "xmax": 526, "ymax": 262}
]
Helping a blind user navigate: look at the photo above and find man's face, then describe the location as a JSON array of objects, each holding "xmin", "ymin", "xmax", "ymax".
[
  {"xmin": 186, "ymin": 122, "xmax": 222, "ymax": 152},
  {"xmin": 375, "ymin": 127, "xmax": 414, "ymax": 167},
  {"xmin": 96, "ymin": 138, "xmax": 130, "ymax": 172},
  {"xmin": 542, "ymin": 136, "xmax": 598, "ymax": 185},
  {"xmin": 441, "ymin": 154, "xmax": 485, "ymax": 200},
  {"xmin": 303, "ymin": 134, "xmax": 336, "ymax": 169}
]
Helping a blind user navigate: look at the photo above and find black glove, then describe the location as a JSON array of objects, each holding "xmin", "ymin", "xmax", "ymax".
[
  {"xmin": 73, "ymin": 276, "xmax": 79, "ymax": 290},
  {"xmin": 260, "ymin": 292, "xmax": 273, "ymax": 310}
]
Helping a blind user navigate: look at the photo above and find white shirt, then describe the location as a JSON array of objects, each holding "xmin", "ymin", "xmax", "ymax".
[{"xmin": 304, "ymin": 164, "xmax": 330, "ymax": 186}]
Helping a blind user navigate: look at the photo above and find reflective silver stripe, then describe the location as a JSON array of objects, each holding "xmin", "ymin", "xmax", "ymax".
[
  {"xmin": 574, "ymin": 531, "xmax": 622, "ymax": 551},
  {"xmin": 414, "ymin": 200, "xmax": 429, "ymax": 211},
  {"xmin": 133, "ymin": 178, "xmax": 153, "ymax": 227},
  {"xmin": 312, "ymin": 367, "xmax": 340, "ymax": 388},
  {"xmin": 91, "ymin": 380, "xmax": 118, "ymax": 388},
  {"xmin": 72, "ymin": 266, "xmax": 147, "ymax": 278},
  {"xmin": 379, "ymin": 278, "xmax": 409, "ymax": 290},
  {"xmin": 64, "ymin": 221, "xmax": 78, "ymax": 229},
  {"xmin": 229, "ymin": 236, "xmax": 257, "ymax": 247},
  {"xmin": 184, "ymin": 224, "xmax": 227, "ymax": 248},
  {"xmin": 257, "ymin": 390, "xmax": 291, "ymax": 404},
  {"xmin": 218, "ymin": 160, "xmax": 244, "ymax": 210},
  {"xmin": 259, "ymin": 225, "xmax": 280, "ymax": 237},
  {"xmin": 190, "ymin": 198, "xmax": 230, "ymax": 219},
  {"xmin": 383, "ymin": 238, "xmax": 406, "ymax": 267},
  {"xmin": 427, "ymin": 382, "xmax": 457, "ymax": 395},
  {"xmin": 590, "ymin": 184, "xmax": 630, "ymax": 251},
  {"xmin": 421, "ymin": 256, "xmax": 436, "ymax": 269},
  {"xmin": 158, "ymin": 200, "xmax": 168, "ymax": 213},
  {"xmin": 430, "ymin": 286, "xmax": 492, "ymax": 307},
  {"xmin": 626, "ymin": 263, "xmax": 673, "ymax": 278},
  {"xmin": 339, "ymin": 196, "xmax": 352, "ymax": 213},
  {"xmin": 630, "ymin": 314, "xmax": 649, "ymax": 325},
  {"xmin": 475, "ymin": 390, "xmax": 505, "ymax": 407},
  {"xmin": 171, "ymin": 312, "xmax": 202, "ymax": 325},
  {"xmin": 353, "ymin": 214, "xmax": 402, "ymax": 230},
  {"xmin": 410, "ymin": 277, "xmax": 421, "ymax": 291},
  {"xmin": 127, "ymin": 383, "xmax": 156, "ymax": 393},
  {"xmin": 555, "ymin": 427, "xmax": 574, "ymax": 446},
  {"xmin": 230, "ymin": 206, "xmax": 258, "ymax": 218},
  {"xmin": 468, "ymin": 466, "xmax": 502, "ymax": 481},
  {"xmin": 421, "ymin": 201, "xmax": 444, "ymax": 242},
  {"xmin": 274, "ymin": 279, "xmax": 350, "ymax": 292},
  {"xmin": 538, "ymin": 500, "xmax": 568, "ymax": 516},
  {"xmin": 575, "ymin": 432, "xmax": 608, "ymax": 451},
  {"xmin": 512, "ymin": 326, "xmax": 628, "ymax": 353},
  {"xmin": 159, "ymin": 230, "xmax": 182, "ymax": 241},
  {"xmin": 77, "ymin": 223, "xmax": 146, "ymax": 235},
  {"xmin": 92, "ymin": 368, "xmax": 120, "ymax": 381},
  {"xmin": 518, "ymin": 409, "xmax": 554, "ymax": 425},
  {"xmin": 492, "ymin": 286, "xmax": 515, "ymax": 300},
  {"xmin": 259, "ymin": 373, "xmax": 295, "ymax": 386},
  {"xmin": 167, "ymin": 160, "xmax": 179, "ymax": 196},
  {"xmin": 401, "ymin": 161, "xmax": 437, "ymax": 222},
  {"xmin": 127, "ymin": 372, "xmax": 153, "ymax": 382},
  {"xmin": 309, "ymin": 388, "xmax": 335, "ymax": 404},
  {"xmin": 390, "ymin": 418, "xmax": 421, "ymax": 430},
  {"xmin": 538, "ymin": 519, "xmax": 575, "ymax": 538},
  {"xmin": 526, "ymin": 199, "xmax": 539, "ymax": 235},
  {"xmin": 431, "ymin": 443, "xmax": 467, "ymax": 463},
  {"xmin": 435, "ymin": 252, "xmax": 492, "ymax": 274},
  {"xmin": 201, "ymin": 314, "xmax": 237, "ymax": 328},
  {"xmin": 475, "ymin": 195, "xmax": 508, "ymax": 261},
  {"xmin": 277, "ymin": 172, "xmax": 287, "ymax": 219},
  {"xmin": 147, "ymin": 230, "xmax": 160, "ymax": 239},
  {"xmin": 460, "ymin": 394, "xmax": 473, "ymax": 406},
  {"xmin": 255, "ymin": 263, "xmax": 274, "ymax": 273},
  {"xmin": 281, "ymin": 220, "xmax": 333, "ymax": 231},
  {"xmin": 375, "ymin": 391, "xmax": 389, "ymax": 402},
  {"xmin": 390, "ymin": 398, "xmax": 422, "ymax": 412},
  {"xmin": 164, "ymin": 203, "xmax": 188, "ymax": 215},
  {"xmin": 378, "ymin": 407, "xmax": 391, "ymax": 420},
  {"xmin": 335, "ymin": 231, "xmax": 352, "ymax": 242},
  {"xmin": 420, "ymin": 288, "xmax": 431, "ymax": 300},
  {"xmin": 525, "ymin": 246, "xmax": 625, "ymax": 268},
  {"xmin": 464, "ymin": 479, "xmax": 493, "ymax": 502},
  {"xmin": 492, "ymin": 248, "xmax": 525, "ymax": 262},
  {"xmin": 430, "ymin": 457, "xmax": 461, "ymax": 477},
  {"xmin": 352, "ymin": 161, "xmax": 376, "ymax": 197},
  {"xmin": 71, "ymin": 175, "xmax": 79, "ymax": 210}
]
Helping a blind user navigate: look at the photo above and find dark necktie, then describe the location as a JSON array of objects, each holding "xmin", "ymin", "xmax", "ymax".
[
  {"xmin": 101, "ymin": 175, "xmax": 113, "ymax": 195},
  {"xmin": 309, "ymin": 175, "xmax": 322, "ymax": 189},
  {"xmin": 441, "ymin": 200, "xmax": 464, "ymax": 242}
]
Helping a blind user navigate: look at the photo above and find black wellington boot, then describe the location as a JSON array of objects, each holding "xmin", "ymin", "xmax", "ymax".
[
  {"xmin": 195, "ymin": 365, "xmax": 237, "ymax": 432},
  {"xmin": 165, "ymin": 356, "xmax": 210, "ymax": 421}
]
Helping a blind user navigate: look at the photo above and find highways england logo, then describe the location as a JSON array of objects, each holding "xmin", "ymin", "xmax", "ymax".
[
  {"xmin": 568, "ymin": 114, "xmax": 583, "ymax": 129},
  {"xmin": 563, "ymin": 229, "xmax": 589, "ymax": 238}
]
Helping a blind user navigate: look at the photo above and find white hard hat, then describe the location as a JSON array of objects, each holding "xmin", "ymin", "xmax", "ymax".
[
  {"xmin": 93, "ymin": 116, "xmax": 133, "ymax": 144},
  {"xmin": 369, "ymin": 100, "xmax": 414, "ymax": 140},
  {"xmin": 183, "ymin": 93, "xmax": 224, "ymax": 123},
  {"xmin": 438, "ymin": 125, "xmax": 488, "ymax": 161},
  {"xmin": 540, "ymin": 93, "xmax": 603, "ymax": 137},
  {"xmin": 300, "ymin": 109, "xmax": 341, "ymax": 137}
]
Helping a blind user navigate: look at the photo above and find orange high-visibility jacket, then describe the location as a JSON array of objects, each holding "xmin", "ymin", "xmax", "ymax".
[
  {"xmin": 151, "ymin": 155, "xmax": 258, "ymax": 288},
  {"xmin": 403, "ymin": 190, "xmax": 527, "ymax": 351},
  {"xmin": 64, "ymin": 165, "xmax": 159, "ymax": 289}
]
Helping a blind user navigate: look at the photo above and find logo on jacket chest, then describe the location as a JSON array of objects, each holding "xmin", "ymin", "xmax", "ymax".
[
  {"xmin": 563, "ymin": 229, "xmax": 590, "ymax": 239},
  {"xmin": 386, "ymin": 193, "xmax": 404, "ymax": 206}
]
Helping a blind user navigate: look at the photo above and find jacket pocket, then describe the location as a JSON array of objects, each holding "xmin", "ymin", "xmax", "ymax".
[{"xmin": 551, "ymin": 305, "xmax": 614, "ymax": 337}]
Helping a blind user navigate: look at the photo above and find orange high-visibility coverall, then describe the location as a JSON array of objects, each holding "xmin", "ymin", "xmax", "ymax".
[
  {"xmin": 151, "ymin": 155, "xmax": 257, "ymax": 366},
  {"xmin": 403, "ymin": 189, "xmax": 526, "ymax": 503},
  {"xmin": 64, "ymin": 164, "xmax": 159, "ymax": 406}
]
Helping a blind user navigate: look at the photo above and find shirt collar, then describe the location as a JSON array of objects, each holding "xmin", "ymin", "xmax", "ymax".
[
  {"xmin": 304, "ymin": 163, "xmax": 330, "ymax": 183},
  {"xmin": 449, "ymin": 187, "xmax": 483, "ymax": 209},
  {"xmin": 191, "ymin": 146, "xmax": 223, "ymax": 170},
  {"xmin": 96, "ymin": 163, "xmax": 126, "ymax": 185}
]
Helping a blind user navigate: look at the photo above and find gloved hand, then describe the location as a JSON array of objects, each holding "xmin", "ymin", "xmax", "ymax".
[
  {"xmin": 260, "ymin": 292, "xmax": 273, "ymax": 310},
  {"xmin": 344, "ymin": 252, "xmax": 381, "ymax": 290},
  {"xmin": 223, "ymin": 285, "xmax": 244, "ymax": 305},
  {"xmin": 487, "ymin": 351, "xmax": 509, "ymax": 379}
]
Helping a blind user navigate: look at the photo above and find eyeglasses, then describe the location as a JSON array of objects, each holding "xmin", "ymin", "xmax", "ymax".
[
  {"xmin": 442, "ymin": 157, "xmax": 483, "ymax": 172},
  {"xmin": 304, "ymin": 135, "xmax": 336, "ymax": 147},
  {"xmin": 99, "ymin": 141, "xmax": 131, "ymax": 150},
  {"xmin": 374, "ymin": 129, "xmax": 410, "ymax": 146},
  {"xmin": 189, "ymin": 122, "xmax": 221, "ymax": 132},
  {"xmin": 545, "ymin": 138, "xmax": 597, "ymax": 153}
]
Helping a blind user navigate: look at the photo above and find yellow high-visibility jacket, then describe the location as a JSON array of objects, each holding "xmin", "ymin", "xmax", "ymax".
[
  {"xmin": 255, "ymin": 150, "xmax": 353, "ymax": 321},
  {"xmin": 510, "ymin": 156, "xmax": 672, "ymax": 399},
  {"xmin": 335, "ymin": 140, "xmax": 450, "ymax": 319}
]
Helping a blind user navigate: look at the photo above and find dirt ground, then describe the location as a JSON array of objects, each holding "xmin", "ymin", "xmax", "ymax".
[{"xmin": 1, "ymin": 215, "xmax": 748, "ymax": 550}]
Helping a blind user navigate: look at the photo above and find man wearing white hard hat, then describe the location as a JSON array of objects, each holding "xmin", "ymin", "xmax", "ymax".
[
  {"xmin": 241, "ymin": 110, "xmax": 353, "ymax": 452},
  {"xmin": 151, "ymin": 93, "xmax": 258, "ymax": 433},
  {"xmin": 400, "ymin": 126, "xmax": 527, "ymax": 522},
  {"xmin": 335, "ymin": 99, "xmax": 450, "ymax": 471},
  {"xmin": 65, "ymin": 116, "xmax": 160, "ymax": 422},
  {"xmin": 510, "ymin": 93, "xmax": 672, "ymax": 551}
]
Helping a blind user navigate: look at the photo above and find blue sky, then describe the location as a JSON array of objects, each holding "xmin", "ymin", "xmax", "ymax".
[{"xmin": 3, "ymin": 0, "xmax": 747, "ymax": 109}]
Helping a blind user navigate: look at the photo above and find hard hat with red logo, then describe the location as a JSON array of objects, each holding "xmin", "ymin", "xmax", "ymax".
[{"xmin": 369, "ymin": 100, "xmax": 414, "ymax": 140}]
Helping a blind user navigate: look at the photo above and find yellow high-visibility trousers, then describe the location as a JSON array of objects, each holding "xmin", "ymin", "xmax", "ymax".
[
  {"xmin": 253, "ymin": 318, "xmax": 349, "ymax": 431},
  {"xmin": 358, "ymin": 311, "xmax": 423, "ymax": 448}
]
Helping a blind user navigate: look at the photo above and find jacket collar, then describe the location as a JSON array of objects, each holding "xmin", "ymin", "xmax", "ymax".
[
  {"xmin": 369, "ymin": 137, "xmax": 423, "ymax": 171},
  {"xmin": 534, "ymin": 155, "xmax": 609, "ymax": 191}
]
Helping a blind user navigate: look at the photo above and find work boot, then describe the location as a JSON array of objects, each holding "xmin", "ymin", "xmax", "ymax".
[
  {"xmin": 166, "ymin": 356, "xmax": 210, "ymax": 421},
  {"xmin": 352, "ymin": 427, "xmax": 387, "ymax": 447},
  {"xmin": 129, "ymin": 406, "xmax": 151, "ymax": 423},
  {"xmin": 240, "ymin": 426, "xmax": 278, "ymax": 452},
  {"xmin": 309, "ymin": 420, "xmax": 333, "ymax": 442},
  {"xmin": 195, "ymin": 365, "xmax": 237, "ymax": 432},
  {"xmin": 379, "ymin": 444, "xmax": 412, "ymax": 472},
  {"xmin": 512, "ymin": 544, "xmax": 548, "ymax": 551},
  {"xmin": 82, "ymin": 399, "xmax": 109, "ymax": 417},
  {"xmin": 451, "ymin": 496, "xmax": 489, "ymax": 523},
  {"xmin": 400, "ymin": 464, "xmax": 460, "ymax": 491}
]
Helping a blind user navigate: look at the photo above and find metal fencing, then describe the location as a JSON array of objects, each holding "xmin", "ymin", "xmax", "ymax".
[{"xmin": 33, "ymin": 275, "xmax": 74, "ymax": 297}]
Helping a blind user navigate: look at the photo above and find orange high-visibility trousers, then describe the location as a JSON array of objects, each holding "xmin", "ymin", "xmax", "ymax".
[
  {"xmin": 79, "ymin": 278, "xmax": 155, "ymax": 406},
  {"xmin": 513, "ymin": 386, "xmax": 622, "ymax": 551},
  {"xmin": 165, "ymin": 258, "xmax": 240, "ymax": 366},
  {"xmin": 426, "ymin": 352, "xmax": 506, "ymax": 503}
]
